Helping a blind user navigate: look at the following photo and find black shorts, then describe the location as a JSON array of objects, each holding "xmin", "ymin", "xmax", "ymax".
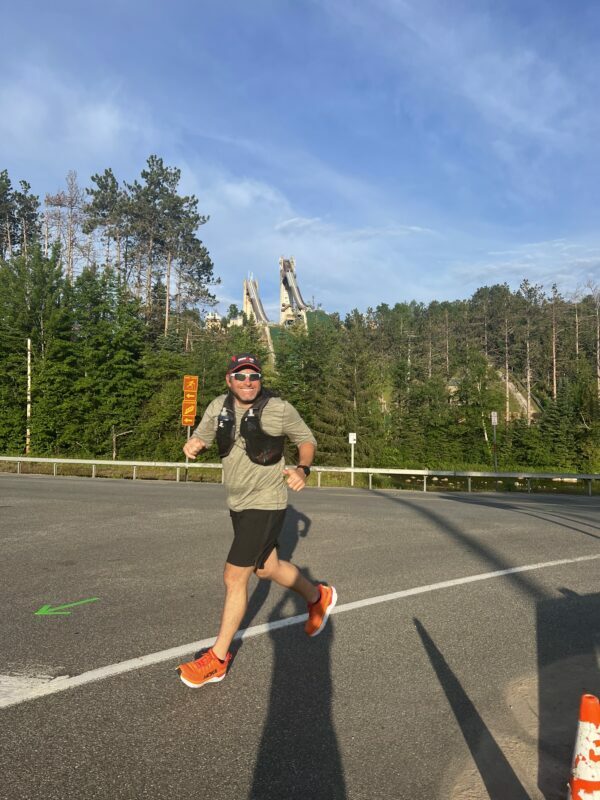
[{"xmin": 227, "ymin": 508, "xmax": 287, "ymax": 569}]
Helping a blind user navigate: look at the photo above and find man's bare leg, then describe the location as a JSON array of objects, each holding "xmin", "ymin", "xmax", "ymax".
[
  {"xmin": 255, "ymin": 549, "xmax": 319, "ymax": 604},
  {"xmin": 212, "ymin": 562, "xmax": 254, "ymax": 660}
]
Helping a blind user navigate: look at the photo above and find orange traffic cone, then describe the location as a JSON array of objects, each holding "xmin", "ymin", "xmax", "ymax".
[{"xmin": 568, "ymin": 693, "xmax": 600, "ymax": 799}]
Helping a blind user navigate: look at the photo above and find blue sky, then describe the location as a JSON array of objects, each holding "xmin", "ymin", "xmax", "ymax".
[{"xmin": 2, "ymin": 0, "xmax": 600, "ymax": 317}]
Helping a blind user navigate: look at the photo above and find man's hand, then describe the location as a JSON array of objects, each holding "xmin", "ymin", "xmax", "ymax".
[
  {"xmin": 283, "ymin": 467, "xmax": 308, "ymax": 492},
  {"xmin": 183, "ymin": 437, "xmax": 206, "ymax": 460}
]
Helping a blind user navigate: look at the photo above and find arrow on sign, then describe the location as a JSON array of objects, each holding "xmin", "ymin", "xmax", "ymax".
[{"xmin": 34, "ymin": 598, "xmax": 100, "ymax": 616}]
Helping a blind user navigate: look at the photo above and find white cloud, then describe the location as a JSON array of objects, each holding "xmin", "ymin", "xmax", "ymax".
[
  {"xmin": 275, "ymin": 217, "xmax": 323, "ymax": 232},
  {"xmin": 450, "ymin": 239, "xmax": 600, "ymax": 295},
  {"xmin": 341, "ymin": 1, "xmax": 586, "ymax": 143},
  {"xmin": 0, "ymin": 64, "xmax": 155, "ymax": 169}
]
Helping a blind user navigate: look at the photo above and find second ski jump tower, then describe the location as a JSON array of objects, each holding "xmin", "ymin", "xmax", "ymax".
[
  {"xmin": 241, "ymin": 256, "xmax": 310, "ymax": 329},
  {"xmin": 239, "ymin": 257, "xmax": 311, "ymax": 359},
  {"xmin": 278, "ymin": 257, "xmax": 310, "ymax": 327}
]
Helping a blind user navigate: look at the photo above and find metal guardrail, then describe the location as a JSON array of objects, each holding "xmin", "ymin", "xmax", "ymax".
[{"xmin": 0, "ymin": 456, "xmax": 598, "ymax": 495}]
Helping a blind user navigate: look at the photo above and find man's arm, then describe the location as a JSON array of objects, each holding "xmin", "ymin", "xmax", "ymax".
[
  {"xmin": 283, "ymin": 441, "xmax": 315, "ymax": 492},
  {"xmin": 183, "ymin": 435, "xmax": 207, "ymax": 460},
  {"xmin": 182, "ymin": 396, "xmax": 223, "ymax": 459}
]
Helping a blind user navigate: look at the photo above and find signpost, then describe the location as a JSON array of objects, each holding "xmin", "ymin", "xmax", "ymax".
[
  {"xmin": 491, "ymin": 411, "xmax": 498, "ymax": 471},
  {"xmin": 181, "ymin": 375, "xmax": 199, "ymax": 429},
  {"xmin": 182, "ymin": 375, "xmax": 199, "ymax": 481},
  {"xmin": 349, "ymin": 432, "xmax": 356, "ymax": 487}
]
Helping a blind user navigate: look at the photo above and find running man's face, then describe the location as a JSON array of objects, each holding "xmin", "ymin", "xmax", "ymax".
[{"xmin": 226, "ymin": 369, "xmax": 262, "ymax": 406}]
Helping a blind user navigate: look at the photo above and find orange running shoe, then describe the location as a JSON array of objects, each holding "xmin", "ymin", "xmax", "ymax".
[
  {"xmin": 305, "ymin": 584, "xmax": 337, "ymax": 637},
  {"xmin": 177, "ymin": 648, "xmax": 232, "ymax": 688}
]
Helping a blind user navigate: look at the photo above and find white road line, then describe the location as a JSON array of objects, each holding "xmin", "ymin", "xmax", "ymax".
[{"xmin": 2, "ymin": 552, "xmax": 599, "ymax": 710}]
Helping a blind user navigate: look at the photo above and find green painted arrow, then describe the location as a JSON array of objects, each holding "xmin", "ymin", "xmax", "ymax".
[{"xmin": 34, "ymin": 597, "xmax": 100, "ymax": 616}]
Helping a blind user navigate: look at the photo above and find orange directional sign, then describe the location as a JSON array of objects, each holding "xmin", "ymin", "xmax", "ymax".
[
  {"xmin": 181, "ymin": 375, "xmax": 199, "ymax": 426},
  {"xmin": 183, "ymin": 375, "xmax": 199, "ymax": 393},
  {"xmin": 182, "ymin": 401, "xmax": 196, "ymax": 426}
]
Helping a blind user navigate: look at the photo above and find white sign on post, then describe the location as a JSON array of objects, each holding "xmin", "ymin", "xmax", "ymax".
[
  {"xmin": 491, "ymin": 412, "xmax": 498, "ymax": 427},
  {"xmin": 349, "ymin": 433, "xmax": 357, "ymax": 444}
]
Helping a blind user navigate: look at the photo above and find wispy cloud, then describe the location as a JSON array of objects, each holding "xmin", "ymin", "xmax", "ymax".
[
  {"xmin": 329, "ymin": 0, "xmax": 590, "ymax": 146},
  {"xmin": 451, "ymin": 238, "xmax": 600, "ymax": 295},
  {"xmin": 274, "ymin": 217, "xmax": 323, "ymax": 233},
  {"xmin": 2, "ymin": 10, "xmax": 599, "ymax": 316},
  {"xmin": 0, "ymin": 63, "xmax": 155, "ymax": 172}
]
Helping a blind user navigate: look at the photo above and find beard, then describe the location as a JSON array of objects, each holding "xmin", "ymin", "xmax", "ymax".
[{"xmin": 228, "ymin": 380, "xmax": 262, "ymax": 406}]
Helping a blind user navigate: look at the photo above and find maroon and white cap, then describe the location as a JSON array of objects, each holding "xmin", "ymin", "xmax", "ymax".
[{"xmin": 226, "ymin": 353, "xmax": 262, "ymax": 375}]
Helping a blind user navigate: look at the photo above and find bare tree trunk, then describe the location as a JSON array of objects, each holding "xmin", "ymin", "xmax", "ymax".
[
  {"xmin": 145, "ymin": 238, "xmax": 154, "ymax": 311},
  {"xmin": 43, "ymin": 211, "xmax": 49, "ymax": 257},
  {"xmin": 596, "ymin": 301, "xmax": 600, "ymax": 402},
  {"xmin": 586, "ymin": 282, "xmax": 600, "ymax": 402},
  {"xmin": 504, "ymin": 318, "xmax": 510, "ymax": 424},
  {"xmin": 428, "ymin": 330, "xmax": 432, "ymax": 379},
  {"xmin": 176, "ymin": 267, "xmax": 182, "ymax": 334},
  {"xmin": 134, "ymin": 259, "xmax": 143, "ymax": 300},
  {"xmin": 445, "ymin": 310, "xmax": 449, "ymax": 379},
  {"xmin": 526, "ymin": 319, "xmax": 532, "ymax": 426},
  {"xmin": 86, "ymin": 234, "xmax": 94, "ymax": 270},
  {"xmin": 164, "ymin": 250, "xmax": 172, "ymax": 335},
  {"xmin": 116, "ymin": 233, "xmax": 122, "ymax": 282},
  {"xmin": 483, "ymin": 308, "xmax": 488, "ymax": 358},
  {"xmin": 21, "ymin": 216, "xmax": 28, "ymax": 257},
  {"xmin": 66, "ymin": 211, "xmax": 73, "ymax": 280},
  {"xmin": 5, "ymin": 218, "xmax": 12, "ymax": 258},
  {"xmin": 551, "ymin": 301, "xmax": 557, "ymax": 400}
]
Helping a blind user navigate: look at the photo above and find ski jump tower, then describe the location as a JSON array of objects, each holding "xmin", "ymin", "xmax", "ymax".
[
  {"xmin": 279, "ymin": 257, "xmax": 309, "ymax": 329},
  {"xmin": 235, "ymin": 259, "xmax": 311, "ymax": 361},
  {"xmin": 242, "ymin": 275, "xmax": 274, "ymax": 356}
]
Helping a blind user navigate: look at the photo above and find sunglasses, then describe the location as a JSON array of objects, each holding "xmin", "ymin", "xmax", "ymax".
[{"xmin": 231, "ymin": 372, "xmax": 262, "ymax": 382}]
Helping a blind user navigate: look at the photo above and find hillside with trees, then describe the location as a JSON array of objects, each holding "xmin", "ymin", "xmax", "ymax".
[{"xmin": 1, "ymin": 159, "xmax": 599, "ymax": 471}]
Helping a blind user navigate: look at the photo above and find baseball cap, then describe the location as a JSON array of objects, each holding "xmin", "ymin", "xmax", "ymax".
[{"xmin": 226, "ymin": 353, "xmax": 262, "ymax": 375}]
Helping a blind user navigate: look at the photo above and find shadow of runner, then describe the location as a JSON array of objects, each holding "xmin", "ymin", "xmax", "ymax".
[
  {"xmin": 194, "ymin": 506, "xmax": 312, "ymax": 662},
  {"xmin": 439, "ymin": 494, "xmax": 600, "ymax": 540},
  {"xmin": 414, "ymin": 618, "xmax": 530, "ymax": 800},
  {"xmin": 249, "ymin": 575, "xmax": 346, "ymax": 800},
  {"xmin": 536, "ymin": 591, "xmax": 600, "ymax": 799},
  {"xmin": 371, "ymin": 489, "xmax": 599, "ymax": 796}
]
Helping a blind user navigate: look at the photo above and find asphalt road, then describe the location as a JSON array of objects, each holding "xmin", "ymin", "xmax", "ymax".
[{"xmin": 0, "ymin": 474, "xmax": 599, "ymax": 800}]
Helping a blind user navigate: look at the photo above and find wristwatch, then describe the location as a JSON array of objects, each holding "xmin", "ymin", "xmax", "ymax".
[{"xmin": 297, "ymin": 465, "xmax": 311, "ymax": 477}]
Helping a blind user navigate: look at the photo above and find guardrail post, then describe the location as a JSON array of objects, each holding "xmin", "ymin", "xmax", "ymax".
[
  {"xmin": 588, "ymin": 478, "xmax": 592, "ymax": 497},
  {"xmin": 176, "ymin": 467, "xmax": 180, "ymax": 483},
  {"xmin": 133, "ymin": 466, "xmax": 137, "ymax": 480},
  {"xmin": 527, "ymin": 478, "xmax": 531, "ymax": 493},
  {"xmin": 368, "ymin": 473, "xmax": 372, "ymax": 490},
  {"xmin": 53, "ymin": 463, "xmax": 57, "ymax": 477},
  {"xmin": 17, "ymin": 461, "xmax": 21, "ymax": 474},
  {"xmin": 423, "ymin": 476, "xmax": 427, "ymax": 492},
  {"xmin": 92, "ymin": 464, "xmax": 96, "ymax": 478},
  {"xmin": 317, "ymin": 472, "xmax": 322, "ymax": 488},
  {"xmin": 467, "ymin": 476, "xmax": 471, "ymax": 493},
  {"xmin": 221, "ymin": 468, "xmax": 224, "ymax": 484}
]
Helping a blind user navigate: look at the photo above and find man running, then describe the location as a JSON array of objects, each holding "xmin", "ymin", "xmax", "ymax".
[{"xmin": 177, "ymin": 353, "xmax": 337, "ymax": 688}]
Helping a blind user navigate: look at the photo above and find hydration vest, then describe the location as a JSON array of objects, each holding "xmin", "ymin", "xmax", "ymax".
[{"xmin": 216, "ymin": 390, "xmax": 285, "ymax": 466}]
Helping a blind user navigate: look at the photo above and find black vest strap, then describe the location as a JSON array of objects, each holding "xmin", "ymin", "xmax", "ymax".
[{"xmin": 215, "ymin": 390, "xmax": 285, "ymax": 466}]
